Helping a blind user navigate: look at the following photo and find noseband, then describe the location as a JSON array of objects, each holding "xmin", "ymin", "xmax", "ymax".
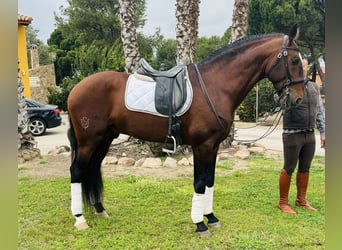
[{"xmin": 269, "ymin": 35, "xmax": 305, "ymax": 107}]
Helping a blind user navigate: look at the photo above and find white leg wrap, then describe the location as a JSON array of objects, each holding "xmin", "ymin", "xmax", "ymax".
[
  {"xmin": 203, "ymin": 186, "xmax": 214, "ymax": 215},
  {"xmin": 71, "ymin": 183, "xmax": 83, "ymax": 215},
  {"xmin": 191, "ymin": 193, "xmax": 205, "ymax": 223}
]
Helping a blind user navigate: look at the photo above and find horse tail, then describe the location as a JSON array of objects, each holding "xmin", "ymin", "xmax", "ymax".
[
  {"xmin": 82, "ymin": 150, "xmax": 103, "ymax": 206},
  {"xmin": 67, "ymin": 116, "xmax": 77, "ymax": 162},
  {"xmin": 68, "ymin": 116, "xmax": 103, "ymax": 206}
]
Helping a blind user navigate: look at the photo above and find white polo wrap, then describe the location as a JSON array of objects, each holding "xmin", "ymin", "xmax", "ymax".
[
  {"xmin": 71, "ymin": 183, "xmax": 83, "ymax": 215},
  {"xmin": 203, "ymin": 186, "xmax": 214, "ymax": 215},
  {"xmin": 191, "ymin": 192, "xmax": 204, "ymax": 223}
]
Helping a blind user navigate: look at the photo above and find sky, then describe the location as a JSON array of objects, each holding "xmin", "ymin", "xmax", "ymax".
[{"xmin": 18, "ymin": 0, "xmax": 234, "ymax": 44}]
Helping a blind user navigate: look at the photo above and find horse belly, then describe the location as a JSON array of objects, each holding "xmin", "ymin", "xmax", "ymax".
[{"xmin": 113, "ymin": 111, "xmax": 170, "ymax": 143}]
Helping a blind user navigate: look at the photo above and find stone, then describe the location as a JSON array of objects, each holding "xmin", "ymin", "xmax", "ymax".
[
  {"xmin": 248, "ymin": 146, "xmax": 265, "ymax": 154},
  {"xmin": 178, "ymin": 158, "xmax": 190, "ymax": 166},
  {"xmin": 47, "ymin": 145, "xmax": 69, "ymax": 155},
  {"xmin": 217, "ymin": 152, "xmax": 232, "ymax": 161},
  {"xmin": 141, "ymin": 158, "xmax": 162, "ymax": 168},
  {"xmin": 234, "ymin": 148, "xmax": 250, "ymax": 159},
  {"xmin": 103, "ymin": 156, "xmax": 118, "ymax": 165},
  {"xmin": 117, "ymin": 157, "xmax": 135, "ymax": 166},
  {"xmin": 163, "ymin": 157, "xmax": 178, "ymax": 168},
  {"xmin": 134, "ymin": 158, "xmax": 145, "ymax": 167},
  {"xmin": 188, "ymin": 156, "xmax": 194, "ymax": 165}
]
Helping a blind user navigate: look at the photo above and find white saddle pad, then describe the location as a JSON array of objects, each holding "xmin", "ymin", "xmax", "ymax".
[{"xmin": 125, "ymin": 74, "xmax": 193, "ymax": 117}]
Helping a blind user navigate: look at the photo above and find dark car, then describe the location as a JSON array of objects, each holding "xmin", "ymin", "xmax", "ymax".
[{"xmin": 25, "ymin": 98, "xmax": 62, "ymax": 136}]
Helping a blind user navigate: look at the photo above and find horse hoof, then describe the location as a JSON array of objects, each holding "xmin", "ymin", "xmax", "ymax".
[
  {"xmin": 74, "ymin": 215, "xmax": 89, "ymax": 230},
  {"xmin": 95, "ymin": 210, "xmax": 109, "ymax": 218},
  {"xmin": 75, "ymin": 221, "xmax": 89, "ymax": 230},
  {"xmin": 208, "ymin": 221, "xmax": 222, "ymax": 229},
  {"xmin": 196, "ymin": 230, "xmax": 212, "ymax": 238}
]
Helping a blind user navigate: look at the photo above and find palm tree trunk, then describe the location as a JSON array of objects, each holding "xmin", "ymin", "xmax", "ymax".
[
  {"xmin": 175, "ymin": 0, "xmax": 200, "ymax": 65},
  {"xmin": 119, "ymin": 0, "xmax": 141, "ymax": 73},
  {"xmin": 226, "ymin": 0, "xmax": 249, "ymax": 147},
  {"xmin": 229, "ymin": 0, "xmax": 249, "ymax": 43},
  {"xmin": 18, "ymin": 69, "xmax": 40, "ymax": 162}
]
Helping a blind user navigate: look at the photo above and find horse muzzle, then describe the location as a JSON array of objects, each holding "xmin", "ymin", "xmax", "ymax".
[{"xmin": 278, "ymin": 91, "xmax": 303, "ymax": 110}]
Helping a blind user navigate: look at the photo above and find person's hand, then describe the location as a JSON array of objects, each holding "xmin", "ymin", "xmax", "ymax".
[{"xmin": 320, "ymin": 136, "xmax": 326, "ymax": 148}]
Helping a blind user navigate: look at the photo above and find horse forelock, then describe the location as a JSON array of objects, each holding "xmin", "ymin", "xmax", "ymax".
[{"xmin": 198, "ymin": 33, "xmax": 284, "ymax": 65}]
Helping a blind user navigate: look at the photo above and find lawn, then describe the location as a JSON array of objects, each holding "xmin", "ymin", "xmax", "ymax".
[{"xmin": 18, "ymin": 154, "xmax": 325, "ymax": 249}]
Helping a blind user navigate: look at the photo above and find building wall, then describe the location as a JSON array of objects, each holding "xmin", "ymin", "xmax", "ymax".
[
  {"xmin": 17, "ymin": 24, "xmax": 31, "ymax": 98},
  {"xmin": 29, "ymin": 64, "xmax": 57, "ymax": 103}
]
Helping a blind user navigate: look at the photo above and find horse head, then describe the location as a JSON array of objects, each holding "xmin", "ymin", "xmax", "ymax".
[{"xmin": 267, "ymin": 25, "xmax": 305, "ymax": 109}]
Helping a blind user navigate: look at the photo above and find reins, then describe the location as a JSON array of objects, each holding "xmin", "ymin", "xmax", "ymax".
[
  {"xmin": 233, "ymin": 108, "xmax": 283, "ymax": 144},
  {"xmin": 193, "ymin": 64, "xmax": 227, "ymax": 133},
  {"xmin": 192, "ymin": 34, "xmax": 303, "ymax": 144}
]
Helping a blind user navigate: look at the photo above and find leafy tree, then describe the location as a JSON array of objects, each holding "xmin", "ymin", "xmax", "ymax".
[
  {"xmin": 237, "ymin": 0, "xmax": 325, "ymax": 122},
  {"xmin": 47, "ymin": 75, "xmax": 82, "ymax": 111},
  {"xmin": 236, "ymin": 80, "xmax": 276, "ymax": 121},
  {"xmin": 25, "ymin": 26, "xmax": 51, "ymax": 66},
  {"xmin": 248, "ymin": 0, "xmax": 325, "ymax": 85},
  {"xmin": 195, "ymin": 36, "xmax": 226, "ymax": 62},
  {"xmin": 48, "ymin": 0, "xmax": 147, "ymax": 84},
  {"xmin": 155, "ymin": 39, "xmax": 177, "ymax": 70}
]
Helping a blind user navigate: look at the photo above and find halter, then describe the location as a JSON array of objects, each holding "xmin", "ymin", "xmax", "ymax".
[{"xmin": 269, "ymin": 35, "xmax": 305, "ymax": 107}]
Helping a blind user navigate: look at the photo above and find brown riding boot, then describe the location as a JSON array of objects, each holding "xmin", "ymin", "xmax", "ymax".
[
  {"xmin": 295, "ymin": 172, "xmax": 317, "ymax": 211},
  {"xmin": 278, "ymin": 169, "xmax": 296, "ymax": 214}
]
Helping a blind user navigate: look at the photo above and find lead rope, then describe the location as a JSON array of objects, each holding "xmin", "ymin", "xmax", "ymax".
[
  {"xmin": 194, "ymin": 64, "xmax": 227, "ymax": 132},
  {"xmin": 233, "ymin": 109, "xmax": 283, "ymax": 144}
]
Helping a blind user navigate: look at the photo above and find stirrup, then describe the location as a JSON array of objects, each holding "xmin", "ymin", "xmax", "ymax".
[{"xmin": 162, "ymin": 136, "xmax": 177, "ymax": 154}]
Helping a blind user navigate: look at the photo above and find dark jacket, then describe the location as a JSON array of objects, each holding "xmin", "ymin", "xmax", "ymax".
[{"xmin": 283, "ymin": 80, "xmax": 321, "ymax": 130}]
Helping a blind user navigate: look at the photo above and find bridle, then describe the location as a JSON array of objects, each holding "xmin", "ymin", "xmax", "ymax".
[{"xmin": 269, "ymin": 35, "xmax": 305, "ymax": 107}]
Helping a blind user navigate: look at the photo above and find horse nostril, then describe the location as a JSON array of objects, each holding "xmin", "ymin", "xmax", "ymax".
[{"xmin": 296, "ymin": 98, "xmax": 302, "ymax": 105}]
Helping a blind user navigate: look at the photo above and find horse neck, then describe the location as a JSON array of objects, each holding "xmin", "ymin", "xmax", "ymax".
[{"xmin": 197, "ymin": 36, "xmax": 281, "ymax": 111}]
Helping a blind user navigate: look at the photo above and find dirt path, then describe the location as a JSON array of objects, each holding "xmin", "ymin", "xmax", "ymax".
[{"xmin": 18, "ymin": 143, "xmax": 282, "ymax": 180}]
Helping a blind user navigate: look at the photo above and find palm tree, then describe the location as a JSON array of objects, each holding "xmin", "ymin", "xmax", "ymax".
[
  {"xmin": 119, "ymin": 0, "xmax": 141, "ymax": 73},
  {"xmin": 225, "ymin": 0, "xmax": 249, "ymax": 147},
  {"xmin": 229, "ymin": 0, "xmax": 249, "ymax": 43},
  {"xmin": 18, "ymin": 67, "xmax": 40, "ymax": 162},
  {"xmin": 175, "ymin": 0, "xmax": 200, "ymax": 65}
]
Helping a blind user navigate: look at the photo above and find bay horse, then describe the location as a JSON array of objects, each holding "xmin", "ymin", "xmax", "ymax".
[{"xmin": 67, "ymin": 26, "xmax": 305, "ymax": 236}]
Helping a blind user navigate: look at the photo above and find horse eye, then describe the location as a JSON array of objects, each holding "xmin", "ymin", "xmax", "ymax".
[{"xmin": 292, "ymin": 58, "xmax": 300, "ymax": 65}]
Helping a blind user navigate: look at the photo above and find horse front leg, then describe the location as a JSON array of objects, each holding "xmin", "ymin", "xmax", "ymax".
[{"xmin": 191, "ymin": 145, "xmax": 221, "ymax": 237}]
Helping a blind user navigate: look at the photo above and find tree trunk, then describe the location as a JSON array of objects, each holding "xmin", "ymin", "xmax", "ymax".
[
  {"xmin": 175, "ymin": 0, "xmax": 200, "ymax": 65},
  {"xmin": 119, "ymin": 0, "xmax": 141, "ymax": 73},
  {"xmin": 229, "ymin": 0, "xmax": 249, "ymax": 43},
  {"xmin": 226, "ymin": 0, "xmax": 249, "ymax": 147},
  {"xmin": 18, "ymin": 68, "xmax": 40, "ymax": 162}
]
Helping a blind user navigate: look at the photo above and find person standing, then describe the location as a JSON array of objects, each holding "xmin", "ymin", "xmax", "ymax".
[{"xmin": 277, "ymin": 59, "xmax": 325, "ymax": 214}]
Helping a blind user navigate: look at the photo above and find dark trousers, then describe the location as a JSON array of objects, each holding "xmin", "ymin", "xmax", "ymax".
[{"xmin": 282, "ymin": 131, "xmax": 316, "ymax": 175}]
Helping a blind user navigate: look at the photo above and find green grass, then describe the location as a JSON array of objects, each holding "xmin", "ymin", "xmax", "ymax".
[{"xmin": 18, "ymin": 155, "xmax": 325, "ymax": 249}]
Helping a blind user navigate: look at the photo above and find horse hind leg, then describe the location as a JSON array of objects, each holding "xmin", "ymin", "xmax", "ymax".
[
  {"xmin": 70, "ymin": 150, "xmax": 91, "ymax": 230},
  {"xmin": 91, "ymin": 131, "xmax": 118, "ymax": 219},
  {"xmin": 70, "ymin": 141, "xmax": 111, "ymax": 229},
  {"xmin": 70, "ymin": 141, "xmax": 105, "ymax": 230}
]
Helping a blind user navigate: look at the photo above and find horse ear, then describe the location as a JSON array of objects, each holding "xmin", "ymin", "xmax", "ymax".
[{"xmin": 289, "ymin": 24, "xmax": 299, "ymax": 42}]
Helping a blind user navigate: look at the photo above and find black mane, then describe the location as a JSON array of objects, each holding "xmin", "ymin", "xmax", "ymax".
[{"xmin": 198, "ymin": 33, "xmax": 283, "ymax": 65}]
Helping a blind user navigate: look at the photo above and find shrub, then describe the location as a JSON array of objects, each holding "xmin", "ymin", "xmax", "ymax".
[
  {"xmin": 48, "ymin": 76, "xmax": 83, "ymax": 111},
  {"xmin": 236, "ymin": 80, "xmax": 275, "ymax": 122}
]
